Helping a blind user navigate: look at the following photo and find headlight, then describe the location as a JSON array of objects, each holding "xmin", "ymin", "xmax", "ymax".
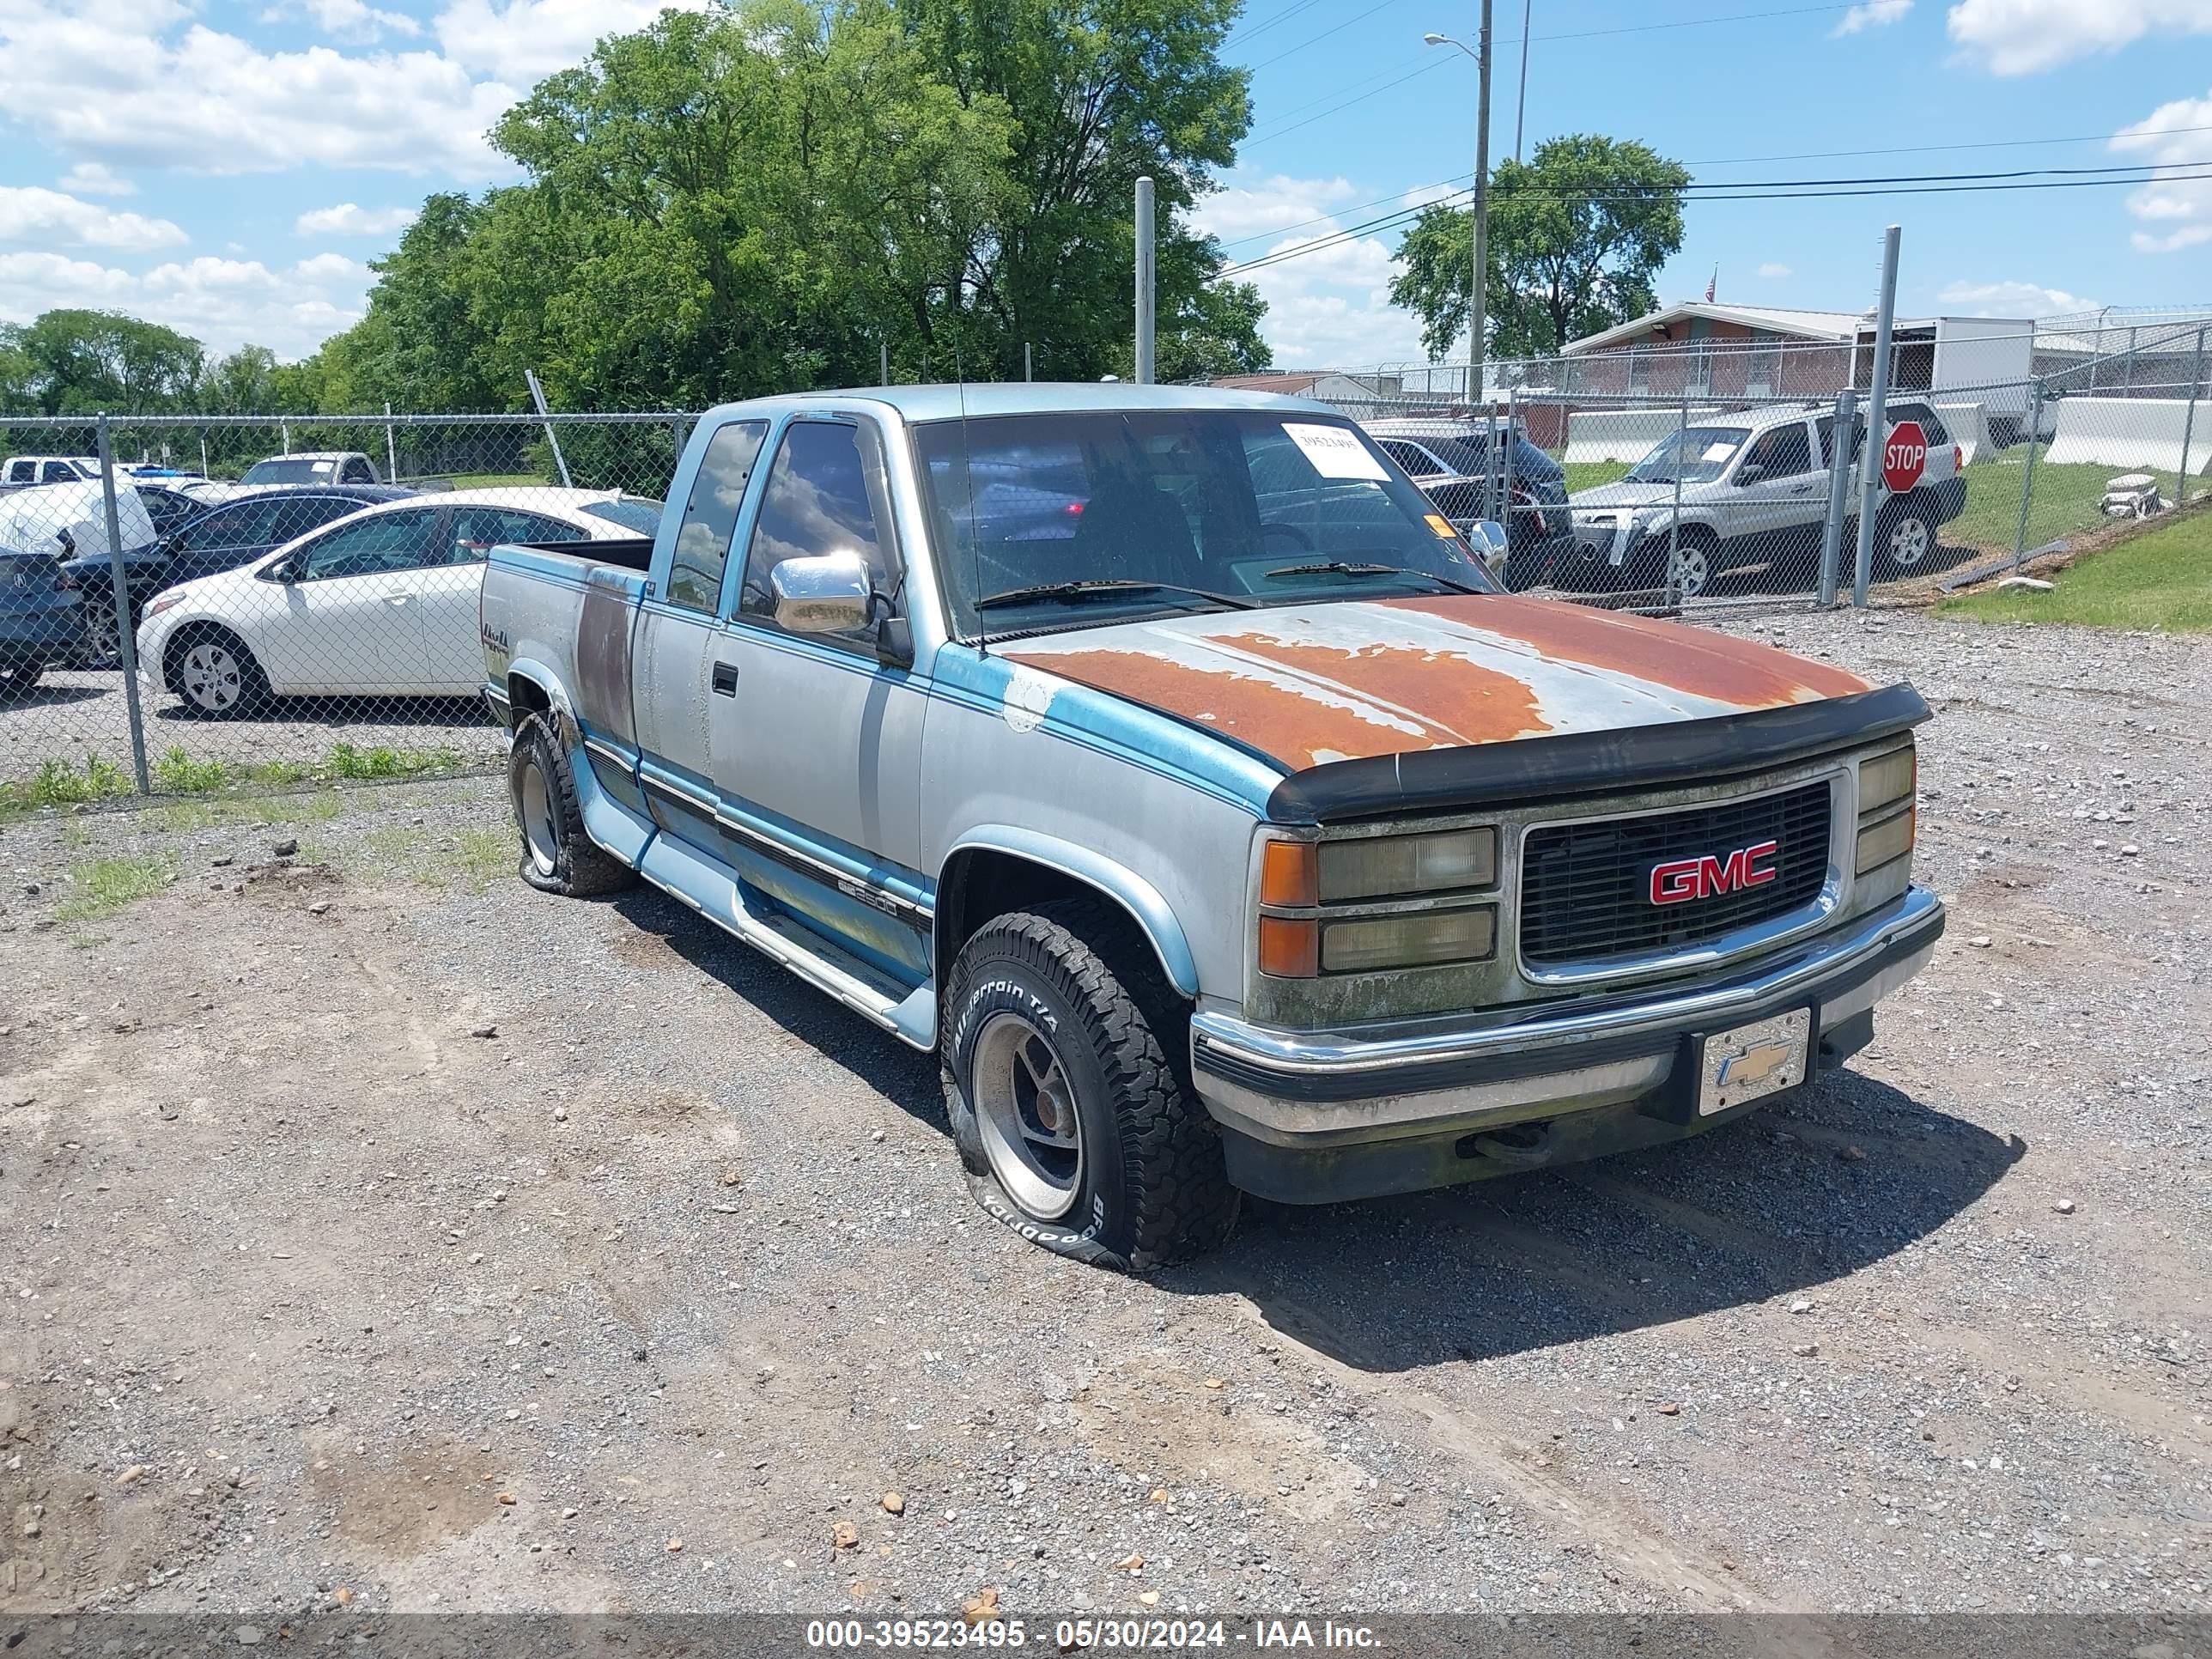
[
  {"xmin": 141, "ymin": 590, "xmax": 187, "ymax": 620},
  {"xmin": 1317, "ymin": 827, "xmax": 1497, "ymax": 902},
  {"xmin": 1858, "ymin": 744, "xmax": 1915, "ymax": 813},
  {"xmin": 1321, "ymin": 906, "xmax": 1497, "ymax": 974},
  {"xmin": 1856, "ymin": 805, "xmax": 1915, "ymax": 873}
]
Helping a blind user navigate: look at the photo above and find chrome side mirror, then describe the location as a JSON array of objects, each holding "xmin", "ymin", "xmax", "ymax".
[
  {"xmin": 1463, "ymin": 519, "xmax": 1510, "ymax": 575},
  {"xmin": 770, "ymin": 550, "xmax": 873, "ymax": 635}
]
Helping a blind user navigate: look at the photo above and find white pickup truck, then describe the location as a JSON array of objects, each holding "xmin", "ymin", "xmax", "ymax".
[{"xmin": 477, "ymin": 384, "xmax": 1943, "ymax": 1270}]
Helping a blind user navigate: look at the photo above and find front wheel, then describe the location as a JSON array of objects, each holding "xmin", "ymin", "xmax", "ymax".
[
  {"xmin": 170, "ymin": 627, "xmax": 267, "ymax": 719},
  {"xmin": 941, "ymin": 901, "xmax": 1237, "ymax": 1271},
  {"xmin": 507, "ymin": 712, "xmax": 635, "ymax": 897}
]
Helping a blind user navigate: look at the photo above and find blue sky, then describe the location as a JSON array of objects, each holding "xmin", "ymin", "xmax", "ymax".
[{"xmin": 0, "ymin": 0, "xmax": 2207, "ymax": 369}]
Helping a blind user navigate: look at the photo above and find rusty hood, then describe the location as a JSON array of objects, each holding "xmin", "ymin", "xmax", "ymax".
[{"xmin": 999, "ymin": 593, "xmax": 1872, "ymax": 774}]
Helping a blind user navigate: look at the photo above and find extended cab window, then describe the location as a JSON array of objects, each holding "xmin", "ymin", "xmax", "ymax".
[
  {"xmin": 738, "ymin": 422, "xmax": 894, "ymax": 632},
  {"xmin": 666, "ymin": 420, "xmax": 768, "ymax": 612}
]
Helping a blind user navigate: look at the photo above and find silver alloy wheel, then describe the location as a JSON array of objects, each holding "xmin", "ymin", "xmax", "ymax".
[
  {"xmin": 1669, "ymin": 543, "xmax": 1711, "ymax": 599},
  {"xmin": 1888, "ymin": 514, "xmax": 1931, "ymax": 567},
  {"xmin": 519, "ymin": 750, "xmax": 560, "ymax": 878},
  {"xmin": 969, "ymin": 1011, "xmax": 1085, "ymax": 1220},
  {"xmin": 179, "ymin": 639, "xmax": 245, "ymax": 713}
]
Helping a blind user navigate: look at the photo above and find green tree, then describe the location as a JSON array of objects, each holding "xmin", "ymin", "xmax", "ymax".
[
  {"xmin": 1391, "ymin": 135, "xmax": 1690, "ymax": 361},
  {"xmin": 14, "ymin": 309, "xmax": 206, "ymax": 413}
]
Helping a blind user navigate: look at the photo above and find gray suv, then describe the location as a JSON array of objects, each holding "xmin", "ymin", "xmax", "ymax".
[{"xmin": 1561, "ymin": 400, "xmax": 1967, "ymax": 599}]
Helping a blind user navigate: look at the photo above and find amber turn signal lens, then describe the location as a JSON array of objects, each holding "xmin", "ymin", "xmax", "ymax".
[
  {"xmin": 1259, "ymin": 839, "xmax": 1319, "ymax": 908},
  {"xmin": 1257, "ymin": 916, "xmax": 1320, "ymax": 979}
]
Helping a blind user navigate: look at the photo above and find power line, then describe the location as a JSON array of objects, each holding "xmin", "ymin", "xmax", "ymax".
[
  {"xmin": 1244, "ymin": 0, "xmax": 1404, "ymax": 71},
  {"xmin": 1215, "ymin": 164, "xmax": 2212, "ymax": 279},
  {"xmin": 1224, "ymin": 0, "xmax": 1334, "ymax": 50}
]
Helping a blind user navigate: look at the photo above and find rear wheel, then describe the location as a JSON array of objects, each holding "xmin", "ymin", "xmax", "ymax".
[
  {"xmin": 507, "ymin": 712, "xmax": 635, "ymax": 897},
  {"xmin": 941, "ymin": 900, "xmax": 1237, "ymax": 1271},
  {"xmin": 1877, "ymin": 501, "xmax": 1936, "ymax": 577},
  {"xmin": 168, "ymin": 626, "xmax": 266, "ymax": 719}
]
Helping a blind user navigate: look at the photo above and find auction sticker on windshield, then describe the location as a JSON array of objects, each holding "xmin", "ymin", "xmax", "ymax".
[{"xmin": 1284, "ymin": 422, "xmax": 1389, "ymax": 481}]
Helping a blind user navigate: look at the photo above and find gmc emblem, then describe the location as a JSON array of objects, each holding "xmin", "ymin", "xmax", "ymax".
[{"xmin": 1649, "ymin": 839, "xmax": 1779, "ymax": 906}]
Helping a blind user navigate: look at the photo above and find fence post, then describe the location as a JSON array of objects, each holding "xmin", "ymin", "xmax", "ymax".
[
  {"xmin": 2011, "ymin": 380, "xmax": 2045, "ymax": 572},
  {"xmin": 1817, "ymin": 386, "xmax": 1856, "ymax": 607},
  {"xmin": 1501, "ymin": 384, "xmax": 1516, "ymax": 549},
  {"xmin": 2177, "ymin": 326, "xmax": 2205, "ymax": 509},
  {"xmin": 1667, "ymin": 387, "xmax": 1686, "ymax": 608},
  {"xmin": 95, "ymin": 414, "xmax": 152, "ymax": 796},
  {"xmin": 1852, "ymin": 224, "xmax": 1902, "ymax": 608},
  {"xmin": 1024, "ymin": 343, "xmax": 1034, "ymax": 382},
  {"xmin": 384, "ymin": 402, "xmax": 398, "ymax": 482},
  {"xmin": 525, "ymin": 370, "xmax": 574, "ymax": 489}
]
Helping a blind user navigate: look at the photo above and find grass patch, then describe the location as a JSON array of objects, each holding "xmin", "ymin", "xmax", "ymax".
[
  {"xmin": 1947, "ymin": 451, "xmax": 2122, "ymax": 552},
  {"xmin": 54, "ymin": 854, "xmax": 176, "ymax": 921},
  {"xmin": 328, "ymin": 741, "xmax": 465, "ymax": 781},
  {"xmin": 3, "ymin": 755, "xmax": 135, "ymax": 814},
  {"xmin": 432, "ymin": 472, "xmax": 549, "ymax": 489},
  {"xmin": 1934, "ymin": 507, "xmax": 2212, "ymax": 631},
  {"xmin": 1560, "ymin": 459, "xmax": 1632, "ymax": 495},
  {"xmin": 449, "ymin": 828, "xmax": 516, "ymax": 890}
]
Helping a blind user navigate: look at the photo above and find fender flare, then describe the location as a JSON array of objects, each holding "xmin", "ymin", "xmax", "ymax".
[
  {"xmin": 503, "ymin": 656, "xmax": 579, "ymax": 744},
  {"xmin": 939, "ymin": 825, "xmax": 1200, "ymax": 999}
]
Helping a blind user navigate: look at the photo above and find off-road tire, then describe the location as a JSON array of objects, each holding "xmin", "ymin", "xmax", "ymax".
[
  {"xmin": 941, "ymin": 899, "xmax": 1237, "ymax": 1271},
  {"xmin": 508, "ymin": 712, "xmax": 635, "ymax": 898}
]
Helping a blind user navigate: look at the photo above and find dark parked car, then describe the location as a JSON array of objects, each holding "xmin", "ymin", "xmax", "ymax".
[
  {"xmin": 1362, "ymin": 418, "xmax": 1573, "ymax": 588},
  {"xmin": 0, "ymin": 544, "xmax": 85, "ymax": 698},
  {"xmin": 64, "ymin": 484, "xmax": 416, "ymax": 658},
  {"xmin": 137, "ymin": 484, "xmax": 208, "ymax": 538}
]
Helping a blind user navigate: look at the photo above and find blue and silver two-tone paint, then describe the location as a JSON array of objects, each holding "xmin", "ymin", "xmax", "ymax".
[{"xmin": 481, "ymin": 383, "xmax": 1943, "ymax": 1268}]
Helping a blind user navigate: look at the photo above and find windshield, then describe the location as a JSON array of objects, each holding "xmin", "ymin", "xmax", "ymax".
[
  {"xmin": 240, "ymin": 459, "xmax": 337, "ymax": 484},
  {"xmin": 1626, "ymin": 426, "xmax": 1751, "ymax": 485},
  {"xmin": 915, "ymin": 410, "xmax": 1495, "ymax": 638},
  {"xmin": 584, "ymin": 499, "xmax": 663, "ymax": 534}
]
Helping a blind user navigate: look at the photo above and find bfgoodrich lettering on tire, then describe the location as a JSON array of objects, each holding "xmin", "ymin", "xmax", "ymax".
[
  {"xmin": 508, "ymin": 713, "xmax": 635, "ymax": 898},
  {"xmin": 942, "ymin": 900, "xmax": 1237, "ymax": 1271}
]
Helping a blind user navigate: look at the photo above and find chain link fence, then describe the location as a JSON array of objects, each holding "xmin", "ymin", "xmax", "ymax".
[
  {"xmin": 2, "ymin": 342, "xmax": 2207, "ymax": 804},
  {"xmin": 1288, "ymin": 319, "xmax": 2211, "ymax": 615},
  {"xmin": 0, "ymin": 412, "xmax": 683, "ymax": 807}
]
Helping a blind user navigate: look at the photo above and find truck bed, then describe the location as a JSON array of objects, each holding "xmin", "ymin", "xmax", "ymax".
[{"xmin": 504, "ymin": 536, "xmax": 654, "ymax": 572}]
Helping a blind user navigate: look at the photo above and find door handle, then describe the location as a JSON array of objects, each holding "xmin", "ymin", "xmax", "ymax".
[
  {"xmin": 711, "ymin": 661, "xmax": 738, "ymax": 696},
  {"xmin": 383, "ymin": 593, "xmax": 413, "ymax": 605}
]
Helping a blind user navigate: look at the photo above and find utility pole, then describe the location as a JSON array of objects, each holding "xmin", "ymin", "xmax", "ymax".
[
  {"xmin": 1424, "ymin": 11, "xmax": 1492, "ymax": 402},
  {"xmin": 1514, "ymin": 0, "xmax": 1530, "ymax": 161},
  {"xmin": 1134, "ymin": 177, "xmax": 1157, "ymax": 384}
]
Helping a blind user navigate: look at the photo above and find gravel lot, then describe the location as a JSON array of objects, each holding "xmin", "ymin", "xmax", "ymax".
[
  {"xmin": 1, "ymin": 607, "xmax": 2205, "ymax": 1625},
  {"xmin": 0, "ymin": 670, "xmax": 507, "ymax": 783}
]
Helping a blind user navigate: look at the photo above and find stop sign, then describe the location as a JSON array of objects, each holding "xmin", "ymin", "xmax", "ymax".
[{"xmin": 1882, "ymin": 419, "xmax": 1927, "ymax": 493}]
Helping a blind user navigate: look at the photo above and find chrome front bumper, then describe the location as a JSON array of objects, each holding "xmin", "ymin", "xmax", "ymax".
[{"xmin": 1189, "ymin": 886, "xmax": 1944, "ymax": 1200}]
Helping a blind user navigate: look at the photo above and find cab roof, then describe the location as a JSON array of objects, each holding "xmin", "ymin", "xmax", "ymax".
[{"xmin": 697, "ymin": 382, "xmax": 1339, "ymax": 426}]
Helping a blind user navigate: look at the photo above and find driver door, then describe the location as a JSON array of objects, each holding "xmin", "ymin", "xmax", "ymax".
[
  {"xmin": 1724, "ymin": 419, "xmax": 1822, "ymax": 567},
  {"xmin": 256, "ymin": 506, "xmax": 447, "ymax": 695}
]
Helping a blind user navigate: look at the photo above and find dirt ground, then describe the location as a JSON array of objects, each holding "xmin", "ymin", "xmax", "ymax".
[{"xmin": 0, "ymin": 608, "xmax": 2206, "ymax": 1626}]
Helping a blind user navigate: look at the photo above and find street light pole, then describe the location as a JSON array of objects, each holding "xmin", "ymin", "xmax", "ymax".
[
  {"xmin": 1514, "ymin": 0, "xmax": 1530, "ymax": 161},
  {"xmin": 1426, "ymin": 11, "xmax": 1492, "ymax": 403}
]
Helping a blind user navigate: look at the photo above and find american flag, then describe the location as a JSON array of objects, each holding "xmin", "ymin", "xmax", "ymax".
[{"xmin": 1705, "ymin": 266, "xmax": 1717, "ymax": 303}]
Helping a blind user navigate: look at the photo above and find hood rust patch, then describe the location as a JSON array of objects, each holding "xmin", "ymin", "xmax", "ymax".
[
  {"xmin": 1011, "ymin": 647, "xmax": 1442, "ymax": 770},
  {"xmin": 1224, "ymin": 634, "xmax": 1552, "ymax": 749},
  {"xmin": 1384, "ymin": 594, "xmax": 1871, "ymax": 707}
]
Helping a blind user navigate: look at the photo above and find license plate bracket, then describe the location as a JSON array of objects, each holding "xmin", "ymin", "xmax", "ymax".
[{"xmin": 1692, "ymin": 1007, "xmax": 1814, "ymax": 1117}]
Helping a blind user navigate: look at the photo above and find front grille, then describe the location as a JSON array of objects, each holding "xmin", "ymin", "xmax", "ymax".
[{"xmin": 1519, "ymin": 781, "xmax": 1832, "ymax": 968}]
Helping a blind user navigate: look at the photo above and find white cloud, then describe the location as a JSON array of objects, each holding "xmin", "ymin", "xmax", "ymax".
[
  {"xmin": 295, "ymin": 201, "xmax": 420, "ymax": 236},
  {"xmin": 1194, "ymin": 173, "xmax": 1435, "ymax": 368},
  {"xmin": 2113, "ymin": 88, "xmax": 2212, "ymax": 252},
  {"xmin": 433, "ymin": 0, "xmax": 706, "ymax": 86},
  {"xmin": 1834, "ymin": 0, "xmax": 1911, "ymax": 34},
  {"xmin": 1937, "ymin": 278, "xmax": 2099, "ymax": 315},
  {"xmin": 58, "ymin": 161, "xmax": 134, "ymax": 198},
  {"xmin": 0, "ymin": 3, "xmax": 517, "ymax": 178},
  {"xmin": 1756, "ymin": 262, "xmax": 1792, "ymax": 278},
  {"xmin": 0, "ymin": 186, "xmax": 187, "ymax": 252},
  {"xmin": 262, "ymin": 0, "xmax": 422, "ymax": 40},
  {"xmin": 0, "ymin": 249, "xmax": 371, "ymax": 357},
  {"xmin": 1946, "ymin": 0, "xmax": 2212, "ymax": 75}
]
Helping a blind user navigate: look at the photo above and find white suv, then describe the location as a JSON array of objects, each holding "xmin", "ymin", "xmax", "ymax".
[{"xmin": 1559, "ymin": 400, "xmax": 1966, "ymax": 598}]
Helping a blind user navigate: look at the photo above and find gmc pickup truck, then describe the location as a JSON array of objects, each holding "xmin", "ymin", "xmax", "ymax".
[{"xmin": 479, "ymin": 385, "xmax": 1942, "ymax": 1270}]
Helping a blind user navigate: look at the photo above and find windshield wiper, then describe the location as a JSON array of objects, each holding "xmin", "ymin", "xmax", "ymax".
[
  {"xmin": 975, "ymin": 579, "xmax": 1256, "ymax": 611},
  {"xmin": 1261, "ymin": 561, "xmax": 1485, "ymax": 595}
]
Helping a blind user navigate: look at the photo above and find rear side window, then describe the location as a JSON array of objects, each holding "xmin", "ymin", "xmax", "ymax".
[
  {"xmin": 343, "ymin": 459, "xmax": 377, "ymax": 483},
  {"xmin": 666, "ymin": 420, "xmax": 769, "ymax": 612},
  {"xmin": 450, "ymin": 506, "xmax": 586, "ymax": 563}
]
